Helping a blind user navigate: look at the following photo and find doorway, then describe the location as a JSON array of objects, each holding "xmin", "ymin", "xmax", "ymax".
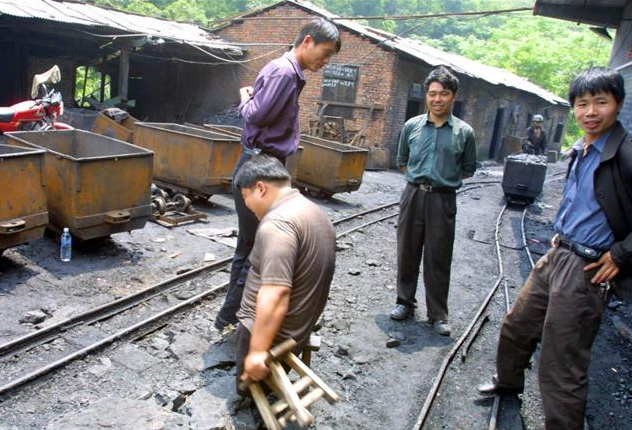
[{"xmin": 489, "ymin": 107, "xmax": 505, "ymax": 159}]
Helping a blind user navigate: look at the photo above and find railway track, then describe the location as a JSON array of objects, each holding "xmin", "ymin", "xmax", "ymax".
[
  {"xmin": 0, "ymin": 198, "xmax": 411, "ymax": 398},
  {"xmin": 0, "ymin": 180, "xmax": 501, "ymax": 399},
  {"xmin": 413, "ymin": 173, "xmax": 567, "ymax": 430}
]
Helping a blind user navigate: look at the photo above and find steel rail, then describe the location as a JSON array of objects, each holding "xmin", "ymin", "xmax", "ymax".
[
  {"xmin": 0, "ymin": 282, "xmax": 228, "ymax": 396},
  {"xmin": 414, "ymin": 203, "xmax": 508, "ymax": 429},
  {"xmin": 0, "ymin": 201, "xmax": 405, "ymax": 360},
  {"xmin": 1, "ymin": 182, "xmax": 503, "ymax": 398},
  {"xmin": 0, "ymin": 200, "xmax": 421, "ymax": 396},
  {"xmin": 0, "ymin": 256, "xmax": 233, "ymax": 359}
]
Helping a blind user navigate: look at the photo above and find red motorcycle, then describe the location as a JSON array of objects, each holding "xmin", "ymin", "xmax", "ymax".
[{"xmin": 0, "ymin": 65, "xmax": 72, "ymax": 133}]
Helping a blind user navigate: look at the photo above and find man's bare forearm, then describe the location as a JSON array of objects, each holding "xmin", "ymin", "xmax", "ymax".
[{"xmin": 249, "ymin": 285, "xmax": 291, "ymax": 353}]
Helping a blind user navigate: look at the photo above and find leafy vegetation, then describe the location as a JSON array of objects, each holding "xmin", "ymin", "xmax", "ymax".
[{"xmin": 91, "ymin": 0, "xmax": 613, "ymax": 144}]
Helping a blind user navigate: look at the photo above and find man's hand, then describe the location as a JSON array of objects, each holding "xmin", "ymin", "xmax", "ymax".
[
  {"xmin": 585, "ymin": 251, "xmax": 620, "ymax": 284},
  {"xmin": 240, "ymin": 86, "xmax": 254, "ymax": 103},
  {"xmin": 240, "ymin": 351, "xmax": 270, "ymax": 382}
]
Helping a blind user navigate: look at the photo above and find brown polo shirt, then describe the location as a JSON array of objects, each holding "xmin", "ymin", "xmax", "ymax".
[{"xmin": 237, "ymin": 188, "xmax": 335, "ymax": 346}]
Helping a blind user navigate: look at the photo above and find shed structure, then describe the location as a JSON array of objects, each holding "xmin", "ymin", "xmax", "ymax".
[
  {"xmin": 535, "ymin": 0, "xmax": 632, "ymax": 130},
  {"xmin": 0, "ymin": 0, "xmax": 242, "ymax": 124},
  {"xmin": 213, "ymin": 0, "xmax": 570, "ymax": 168}
]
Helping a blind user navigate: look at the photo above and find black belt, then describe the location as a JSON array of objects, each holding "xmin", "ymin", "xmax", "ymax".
[
  {"xmin": 411, "ymin": 182, "xmax": 455, "ymax": 193},
  {"xmin": 554, "ymin": 235, "xmax": 603, "ymax": 262}
]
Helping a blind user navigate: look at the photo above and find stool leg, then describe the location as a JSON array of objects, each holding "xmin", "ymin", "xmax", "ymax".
[
  {"xmin": 301, "ymin": 349, "xmax": 312, "ymax": 366},
  {"xmin": 284, "ymin": 352, "xmax": 339, "ymax": 403},
  {"xmin": 269, "ymin": 361, "xmax": 314, "ymax": 427},
  {"xmin": 250, "ymin": 382, "xmax": 281, "ymax": 430}
]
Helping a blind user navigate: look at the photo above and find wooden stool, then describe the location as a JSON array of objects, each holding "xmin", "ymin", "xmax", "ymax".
[
  {"xmin": 240, "ymin": 338, "xmax": 339, "ymax": 430},
  {"xmin": 300, "ymin": 334, "xmax": 321, "ymax": 367}
]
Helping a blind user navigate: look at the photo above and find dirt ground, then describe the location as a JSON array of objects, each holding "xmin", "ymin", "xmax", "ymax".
[{"xmin": 1, "ymin": 162, "xmax": 631, "ymax": 430}]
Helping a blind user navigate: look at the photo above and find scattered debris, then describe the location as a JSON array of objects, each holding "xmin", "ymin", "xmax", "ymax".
[
  {"xmin": 187, "ymin": 227, "xmax": 238, "ymax": 248},
  {"xmin": 386, "ymin": 338, "xmax": 400, "ymax": 348},
  {"xmin": 19, "ymin": 310, "xmax": 48, "ymax": 325}
]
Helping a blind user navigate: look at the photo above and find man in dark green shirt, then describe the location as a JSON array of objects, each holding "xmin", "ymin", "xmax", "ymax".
[{"xmin": 390, "ymin": 66, "xmax": 477, "ymax": 336}]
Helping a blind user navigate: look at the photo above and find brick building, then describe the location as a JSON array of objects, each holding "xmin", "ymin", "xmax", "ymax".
[{"xmin": 213, "ymin": 0, "xmax": 570, "ymax": 168}]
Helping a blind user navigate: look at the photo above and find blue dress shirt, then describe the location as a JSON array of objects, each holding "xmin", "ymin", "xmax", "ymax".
[{"xmin": 553, "ymin": 131, "xmax": 615, "ymax": 250}]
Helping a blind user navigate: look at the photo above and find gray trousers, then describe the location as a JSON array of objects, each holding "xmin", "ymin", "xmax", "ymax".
[
  {"xmin": 396, "ymin": 182, "xmax": 456, "ymax": 321},
  {"xmin": 496, "ymin": 246, "xmax": 606, "ymax": 430}
]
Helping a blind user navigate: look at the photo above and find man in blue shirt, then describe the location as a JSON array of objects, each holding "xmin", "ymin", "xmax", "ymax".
[
  {"xmin": 478, "ymin": 68, "xmax": 632, "ymax": 429},
  {"xmin": 215, "ymin": 19, "xmax": 341, "ymax": 330},
  {"xmin": 390, "ymin": 66, "xmax": 477, "ymax": 336}
]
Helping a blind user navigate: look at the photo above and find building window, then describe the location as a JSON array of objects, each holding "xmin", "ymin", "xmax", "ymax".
[
  {"xmin": 321, "ymin": 64, "xmax": 359, "ymax": 118},
  {"xmin": 75, "ymin": 66, "xmax": 111, "ymax": 107}
]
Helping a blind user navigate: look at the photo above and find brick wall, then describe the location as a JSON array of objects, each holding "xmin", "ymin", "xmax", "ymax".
[
  {"xmin": 214, "ymin": 3, "xmax": 569, "ymax": 167},
  {"xmin": 215, "ymin": 4, "xmax": 399, "ymax": 168}
]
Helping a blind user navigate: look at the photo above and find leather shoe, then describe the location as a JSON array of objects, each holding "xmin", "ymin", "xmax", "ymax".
[
  {"xmin": 390, "ymin": 304, "xmax": 413, "ymax": 320},
  {"xmin": 433, "ymin": 320, "xmax": 451, "ymax": 336},
  {"xmin": 477, "ymin": 378, "xmax": 523, "ymax": 396}
]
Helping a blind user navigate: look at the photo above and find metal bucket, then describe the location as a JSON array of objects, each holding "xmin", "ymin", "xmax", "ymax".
[
  {"xmin": 200, "ymin": 124, "xmax": 303, "ymax": 181},
  {"xmin": 5, "ymin": 130, "xmax": 153, "ymax": 240},
  {"xmin": 134, "ymin": 123, "xmax": 242, "ymax": 197},
  {"xmin": 296, "ymin": 135, "xmax": 368, "ymax": 196},
  {"xmin": 93, "ymin": 112, "xmax": 138, "ymax": 143},
  {"xmin": 0, "ymin": 144, "xmax": 48, "ymax": 251}
]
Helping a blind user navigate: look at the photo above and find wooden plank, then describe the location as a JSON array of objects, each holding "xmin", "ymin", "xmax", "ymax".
[
  {"xmin": 249, "ymin": 382, "xmax": 281, "ymax": 430},
  {"xmin": 269, "ymin": 361, "xmax": 314, "ymax": 427},
  {"xmin": 270, "ymin": 376, "xmax": 314, "ymax": 414},
  {"xmin": 283, "ymin": 352, "xmax": 339, "ymax": 403},
  {"xmin": 278, "ymin": 388, "xmax": 326, "ymax": 427}
]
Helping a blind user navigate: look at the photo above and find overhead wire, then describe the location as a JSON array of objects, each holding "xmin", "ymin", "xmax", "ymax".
[{"xmin": 210, "ymin": 7, "xmax": 533, "ymax": 24}]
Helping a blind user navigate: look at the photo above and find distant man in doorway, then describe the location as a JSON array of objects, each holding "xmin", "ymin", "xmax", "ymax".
[
  {"xmin": 215, "ymin": 19, "xmax": 341, "ymax": 330},
  {"xmin": 477, "ymin": 67, "xmax": 632, "ymax": 429},
  {"xmin": 390, "ymin": 66, "xmax": 478, "ymax": 336},
  {"xmin": 522, "ymin": 114, "xmax": 547, "ymax": 155},
  {"xmin": 232, "ymin": 155, "xmax": 335, "ymax": 387}
]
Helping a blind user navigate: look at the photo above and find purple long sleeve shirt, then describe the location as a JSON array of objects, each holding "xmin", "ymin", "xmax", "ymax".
[{"xmin": 239, "ymin": 51, "xmax": 306, "ymax": 159}]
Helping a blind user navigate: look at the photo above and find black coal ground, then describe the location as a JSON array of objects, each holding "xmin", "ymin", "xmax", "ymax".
[{"xmin": 0, "ymin": 164, "xmax": 630, "ymax": 430}]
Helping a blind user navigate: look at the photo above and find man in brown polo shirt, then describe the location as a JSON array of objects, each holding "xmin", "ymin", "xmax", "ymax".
[{"xmin": 231, "ymin": 155, "xmax": 335, "ymax": 385}]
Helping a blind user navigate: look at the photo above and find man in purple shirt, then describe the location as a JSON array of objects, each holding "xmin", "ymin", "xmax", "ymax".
[{"xmin": 215, "ymin": 19, "xmax": 341, "ymax": 330}]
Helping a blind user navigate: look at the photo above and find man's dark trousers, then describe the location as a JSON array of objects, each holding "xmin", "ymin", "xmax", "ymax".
[
  {"xmin": 396, "ymin": 182, "xmax": 456, "ymax": 321},
  {"xmin": 496, "ymin": 246, "xmax": 606, "ymax": 429},
  {"xmin": 216, "ymin": 151, "xmax": 258, "ymax": 326},
  {"xmin": 216, "ymin": 149, "xmax": 287, "ymax": 327}
]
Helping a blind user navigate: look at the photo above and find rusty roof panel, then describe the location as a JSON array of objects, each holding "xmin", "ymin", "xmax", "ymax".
[
  {"xmin": 229, "ymin": 0, "xmax": 567, "ymax": 106},
  {"xmin": 0, "ymin": 0, "xmax": 241, "ymax": 54}
]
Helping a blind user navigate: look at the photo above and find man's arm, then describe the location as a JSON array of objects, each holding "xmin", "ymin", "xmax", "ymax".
[
  {"xmin": 241, "ymin": 284, "xmax": 291, "ymax": 382},
  {"xmin": 239, "ymin": 75, "xmax": 296, "ymax": 127},
  {"xmin": 461, "ymin": 129, "xmax": 478, "ymax": 179},
  {"xmin": 396, "ymin": 126, "xmax": 410, "ymax": 172}
]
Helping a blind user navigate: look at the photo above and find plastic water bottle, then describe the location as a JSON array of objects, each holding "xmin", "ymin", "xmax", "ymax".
[{"xmin": 60, "ymin": 228, "xmax": 71, "ymax": 262}]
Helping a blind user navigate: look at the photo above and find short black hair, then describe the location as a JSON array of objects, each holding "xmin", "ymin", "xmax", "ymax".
[
  {"xmin": 234, "ymin": 154, "xmax": 291, "ymax": 189},
  {"xmin": 424, "ymin": 66, "xmax": 459, "ymax": 94},
  {"xmin": 569, "ymin": 67, "xmax": 625, "ymax": 106},
  {"xmin": 293, "ymin": 18, "xmax": 341, "ymax": 53}
]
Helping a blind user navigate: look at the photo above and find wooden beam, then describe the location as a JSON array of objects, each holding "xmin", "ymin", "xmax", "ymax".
[
  {"xmin": 314, "ymin": 99, "xmax": 383, "ymax": 110},
  {"xmin": 118, "ymin": 47, "xmax": 130, "ymax": 102}
]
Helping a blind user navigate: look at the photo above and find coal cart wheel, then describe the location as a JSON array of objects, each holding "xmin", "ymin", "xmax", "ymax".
[
  {"xmin": 173, "ymin": 193, "xmax": 192, "ymax": 212},
  {"xmin": 151, "ymin": 196, "xmax": 167, "ymax": 215}
]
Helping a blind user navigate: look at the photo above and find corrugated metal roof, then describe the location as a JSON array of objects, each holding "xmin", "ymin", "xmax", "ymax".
[
  {"xmin": 228, "ymin": 0, "xmax": 568, "ymax": 106},
  {"xmin": 0, "ymin": 0, "xmax": 242, "ymax": 54}
]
